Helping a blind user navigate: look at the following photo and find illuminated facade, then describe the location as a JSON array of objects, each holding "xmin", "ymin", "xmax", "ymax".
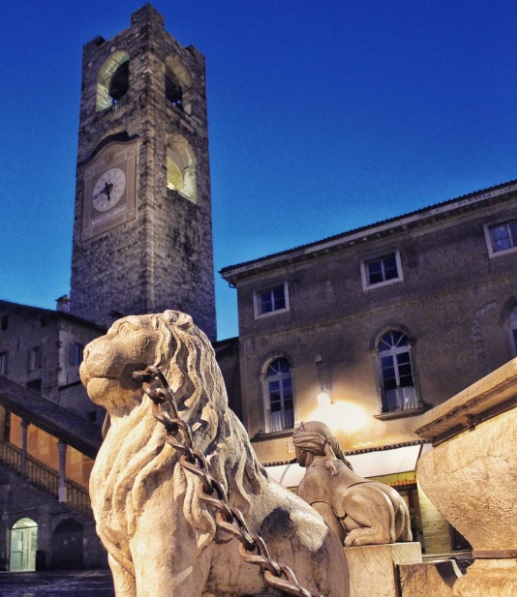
[{"xmin": 221, "ymin": 179, "xmax": 517, "ymax": 555}]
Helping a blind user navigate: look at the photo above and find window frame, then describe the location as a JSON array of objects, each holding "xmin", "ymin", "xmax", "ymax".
[
  {"xmin": 361, "ymin": 250, "xmax": 403, "ymax": 290},
  {"xmin": 0, "ymin": 351, "xmax": 8, "ymax": 376},
  {"xmin": 484, "ymin": 219, "xmax": 517, "ymax": 258},
  {"xmin": 254, "ymin": 283, "xmax": 290, "ymax": 319},
  {"xmin": 69, "ymin": 343, "xmax": 85, "ymax": 366},
  {"xmin": 28, "ymin": 346, "xmax": 42, "ymax": 372},
  {"xmin": 263, "ymin": 357, "xmax": 295, "ymax": 433},
  {"xmin": 508, "ymin": 306, "xmax": 517, "ymax": 357},
  {"xmin": 374, "ymin": 330, "xmax": 422, "ymax": 420}
]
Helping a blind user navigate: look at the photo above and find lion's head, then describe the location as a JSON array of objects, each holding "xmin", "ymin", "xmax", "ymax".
[{"xmin": 80, "ymin": 310, "xmax": 226, "ymax": 420}]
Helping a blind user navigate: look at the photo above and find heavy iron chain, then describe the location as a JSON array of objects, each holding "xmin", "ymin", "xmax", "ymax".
[{"xmin": 132, "ymin": 365, "xmax": 324, "ymax": 597}]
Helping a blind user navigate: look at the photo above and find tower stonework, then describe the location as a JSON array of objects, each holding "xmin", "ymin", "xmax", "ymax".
[{"xmin": 70, "ymin": 4, "xmax": 216, "ymax": 340}]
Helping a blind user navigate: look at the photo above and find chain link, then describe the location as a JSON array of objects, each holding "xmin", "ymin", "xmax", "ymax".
[{"xmin": 133, "ymin": 366, "xmax": 324, "ymax": 597}]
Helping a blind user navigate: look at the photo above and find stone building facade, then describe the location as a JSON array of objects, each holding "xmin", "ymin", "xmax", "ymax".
[
  {"xmin": 0, "ymin": 301, "xmax": 106, "ymax": 571},
  {"xmin": 0, "ymin": 462, "xmax": 105, "ymax": 572},
  {"xmin": 1, "ymin": 5, "xmax": 220, "ymax": 571},
  {"xmin": 221, "ymin": 179, "xmax": 517, "ymax": 555},
  {"xmin": 0, "ymin": 5, "xmax": 223, "ymax": 571},
  {"xmin": 0, "ymin": 300, "xmax": 104, "ymax": 426},
  {"xmin": 70, "ymin": 4, "xmax": 216, "ymax": 340}
]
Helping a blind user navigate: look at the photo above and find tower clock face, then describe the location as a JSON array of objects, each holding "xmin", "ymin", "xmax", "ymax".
[
  {"xmin": 81, "ymin": 140, "xmax": 138, "ymax": 241},
  {"xmin": 92, "ymin": 167, "xmax": 126, "ymax": 212}
]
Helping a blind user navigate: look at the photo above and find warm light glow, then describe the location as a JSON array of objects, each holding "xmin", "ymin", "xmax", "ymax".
[{"xmin": 309, "ymin": 398, "xmax": 370, "ymax": 435}]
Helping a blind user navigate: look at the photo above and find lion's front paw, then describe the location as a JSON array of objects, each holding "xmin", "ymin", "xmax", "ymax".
[
  {"xmin": 344, "ymin": 534, "xmax": 363, "ymax": 547},
  {"xmin": 344, "ymin": 528, "xmax": 390, "ymax": 547}
]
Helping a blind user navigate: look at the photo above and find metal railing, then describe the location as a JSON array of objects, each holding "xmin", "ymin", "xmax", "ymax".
[{"xmin": 0, "ymin": 439, "xmax": 92, "ymax": 517}]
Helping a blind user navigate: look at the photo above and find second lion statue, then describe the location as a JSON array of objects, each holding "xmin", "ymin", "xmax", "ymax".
[{"xmin": 80, "ymin": 310, "xmax": 348, "ymax": 597}]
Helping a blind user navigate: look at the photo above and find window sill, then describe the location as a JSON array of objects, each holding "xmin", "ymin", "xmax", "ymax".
[
  {"xmin": 374, "ymin": 405, "xmax": 425, "ymax": 421},
  {"xmin": 252, "ymin": 429, "xmax": 294, "ymax": 441},
  {"xmin": 487, "ymin": 246, "xmax": 517, "ymax": 259},
  {"xmin": 363, "ymin": 277, "xmax": 403, "ymax": 292},
  {"xmin": 254, "ymin": 308, "xmax": 290, "ymax": 320}
]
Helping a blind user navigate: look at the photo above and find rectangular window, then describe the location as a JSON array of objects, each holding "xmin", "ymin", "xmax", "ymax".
[
  {"xmin": 70, "ymin": 343, "xmax": 85, "ymax": 366},
  {"xmin": 28, "ymin": 346, "xmax": 42, "ymax": 372},
  {"xmin": 1, "ymin": 315, "xmax": 7, "ymax": 331},
  {"xmin": 361, "ymin": 251, "xmax": 403, "ymax": 289},
  {"xmin": 486, "ymin": 220, "xmax": 517, "ymax": 256},
  {"xmin": 254, "ymin": 284, "xmax": 289, "ymax": 318},
  {"xmin": 0, "ymin": 352, "xmax": 8, "ymax": 375}
]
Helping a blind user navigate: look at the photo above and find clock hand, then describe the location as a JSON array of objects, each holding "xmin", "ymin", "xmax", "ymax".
[{"xmin": 103, "ymin": 182, "xmax": 113, "ymax": 202}]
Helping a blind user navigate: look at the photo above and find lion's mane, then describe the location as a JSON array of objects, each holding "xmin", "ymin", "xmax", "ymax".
[{"xmin": 92, "ymin": 311, "xmax": 262, "ymax": 572}]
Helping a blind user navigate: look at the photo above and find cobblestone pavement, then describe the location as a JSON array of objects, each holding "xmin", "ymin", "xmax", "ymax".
[{"xmin": 0, "ymin": 570, "xmax": 114, "ymax": 597}]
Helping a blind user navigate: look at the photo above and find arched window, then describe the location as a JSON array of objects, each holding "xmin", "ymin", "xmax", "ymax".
[
  {"xmin": 166, "ymin": 136, "xmax": 197, "ymax": 202},
  {"xmin": 265, "ymin": 358, "xmax": 294, "ymax": 432},
  {"xmin": 96, "ymin": 51, "xmax": 130, "ymax": 111},
  {"xmin": 165, "ymin": 66, "xmax": 183, "ymax": 108},
  {"xmin": 509, "ymin": 306, "xmax": 517, "ymax": 356},
  {"xmin": 164, "ymin": 55, "xmax": 192, "ymax": 114},
  {"xmin": 378, "ymin": 331, "xmax": 417, "ymax": 413}
]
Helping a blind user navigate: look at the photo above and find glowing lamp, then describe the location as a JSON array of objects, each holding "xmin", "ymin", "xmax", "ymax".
[{"xmin": 317, "ymin": 390, "xmax": 332, "ymax": 408}]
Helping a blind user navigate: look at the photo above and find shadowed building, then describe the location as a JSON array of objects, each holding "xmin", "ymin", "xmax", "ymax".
[{"xmin": 0, "ymin": 5, "xmax": 217, "ymax": 571}]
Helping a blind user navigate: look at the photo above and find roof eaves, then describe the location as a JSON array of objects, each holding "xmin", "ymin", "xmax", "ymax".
[
  {"xmin": 220, "ymin": 178, "xmax": 517, "ymax": 282},
  {"xmin": 0, "ymin": 298, "xmax": 106, "ymax": 332}
]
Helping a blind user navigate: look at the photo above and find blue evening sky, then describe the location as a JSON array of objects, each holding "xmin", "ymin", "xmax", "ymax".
[{"xmin": 1, "ymin": 1, "xmax": 517, "ymax": 340}]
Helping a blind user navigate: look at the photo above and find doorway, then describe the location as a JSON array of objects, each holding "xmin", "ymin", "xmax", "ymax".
[
  {"xmin": 10, "ymin": 517, "xmax": 38, "ymax": 571},
  {"xmin": 52, "ymin": 519, "xmax": 84, "ymax": 569}
]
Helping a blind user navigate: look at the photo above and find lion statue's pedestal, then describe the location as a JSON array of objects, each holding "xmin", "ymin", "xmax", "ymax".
[{"xmin": 80, "ymin": 310, "xmax": 348, "ymax": 597}]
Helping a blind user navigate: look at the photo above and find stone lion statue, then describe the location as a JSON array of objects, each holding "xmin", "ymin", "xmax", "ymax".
[
  {"xmin": 80, "ymin": 311, "xmax": 348, "ymax": 597},
  {"xmin": 293, "ymin": 421, "xmax": 413, "ymax": 547}
]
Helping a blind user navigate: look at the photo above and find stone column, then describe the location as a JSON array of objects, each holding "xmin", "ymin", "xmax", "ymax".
[
  {"xmin": 20, "ymin": 420, "xmax": 29, "ymax": 476},
  {"xmin": 414, "ymin": 358, "xmax": 517, "ymax": 597},
  {"xmin": 56, "ymin": 441, "xmax": 67, "ymax": 503}
]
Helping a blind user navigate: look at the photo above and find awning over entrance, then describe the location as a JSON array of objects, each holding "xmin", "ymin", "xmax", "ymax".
[{"xmin": 265, "ymin": 442, "xmax": 431, "ymax": 488}]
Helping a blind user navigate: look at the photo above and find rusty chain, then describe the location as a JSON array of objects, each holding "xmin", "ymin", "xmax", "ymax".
[{"xmin": 132, "ymin": 365, "xmax": 323, "ymax": 597}]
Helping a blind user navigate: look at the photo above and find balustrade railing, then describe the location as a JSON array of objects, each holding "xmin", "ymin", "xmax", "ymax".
[{"xmin": 0, "ymin": 439, "xmax": 92, "ymax": 517}]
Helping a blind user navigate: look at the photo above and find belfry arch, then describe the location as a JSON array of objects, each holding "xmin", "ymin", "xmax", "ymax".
[{"xmin": 96, "ymin": 51, "xmax": 130, "ymax": 111}]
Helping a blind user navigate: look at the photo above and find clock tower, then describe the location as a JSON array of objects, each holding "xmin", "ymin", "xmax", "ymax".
[{"xmin": 70, "ymin": 4, "xmax": 216, "ymax": 340}]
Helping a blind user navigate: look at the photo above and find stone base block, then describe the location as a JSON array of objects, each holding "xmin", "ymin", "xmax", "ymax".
[
  {"xmin": 399, "ymin": 560, "xmax": 461, "ymax": 597},
  {"xmin": 344, "ymin": 542, "xmax": 422, "ymax": 597}
]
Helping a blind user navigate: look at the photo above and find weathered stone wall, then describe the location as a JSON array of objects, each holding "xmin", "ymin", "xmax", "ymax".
[
  {"xmin": 0, "ymin": 464, "xmax": 105, "ymax": 571},
  {"xmin": 70, "ymin": 5, "xmax": 216, "ymax": 340},
  {"xmin": 0, "ymin": 301, "xmax": 104, "ymax": 422},
  {"xmin": 234, "ymin": 196, "xmax": 517, "ymax": 452},
  {"xmin": 0, "ymin": 306, "xmax": 61, "ymax": 403}
]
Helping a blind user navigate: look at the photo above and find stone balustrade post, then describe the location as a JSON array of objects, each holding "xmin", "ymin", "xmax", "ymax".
[
  {"xmin": 20, "ymin": 419, "xmax": 29, "ymax": 476},
  {"xmin": 57, "ymin": 441, "xmax": 67, "ymax": 503}
]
